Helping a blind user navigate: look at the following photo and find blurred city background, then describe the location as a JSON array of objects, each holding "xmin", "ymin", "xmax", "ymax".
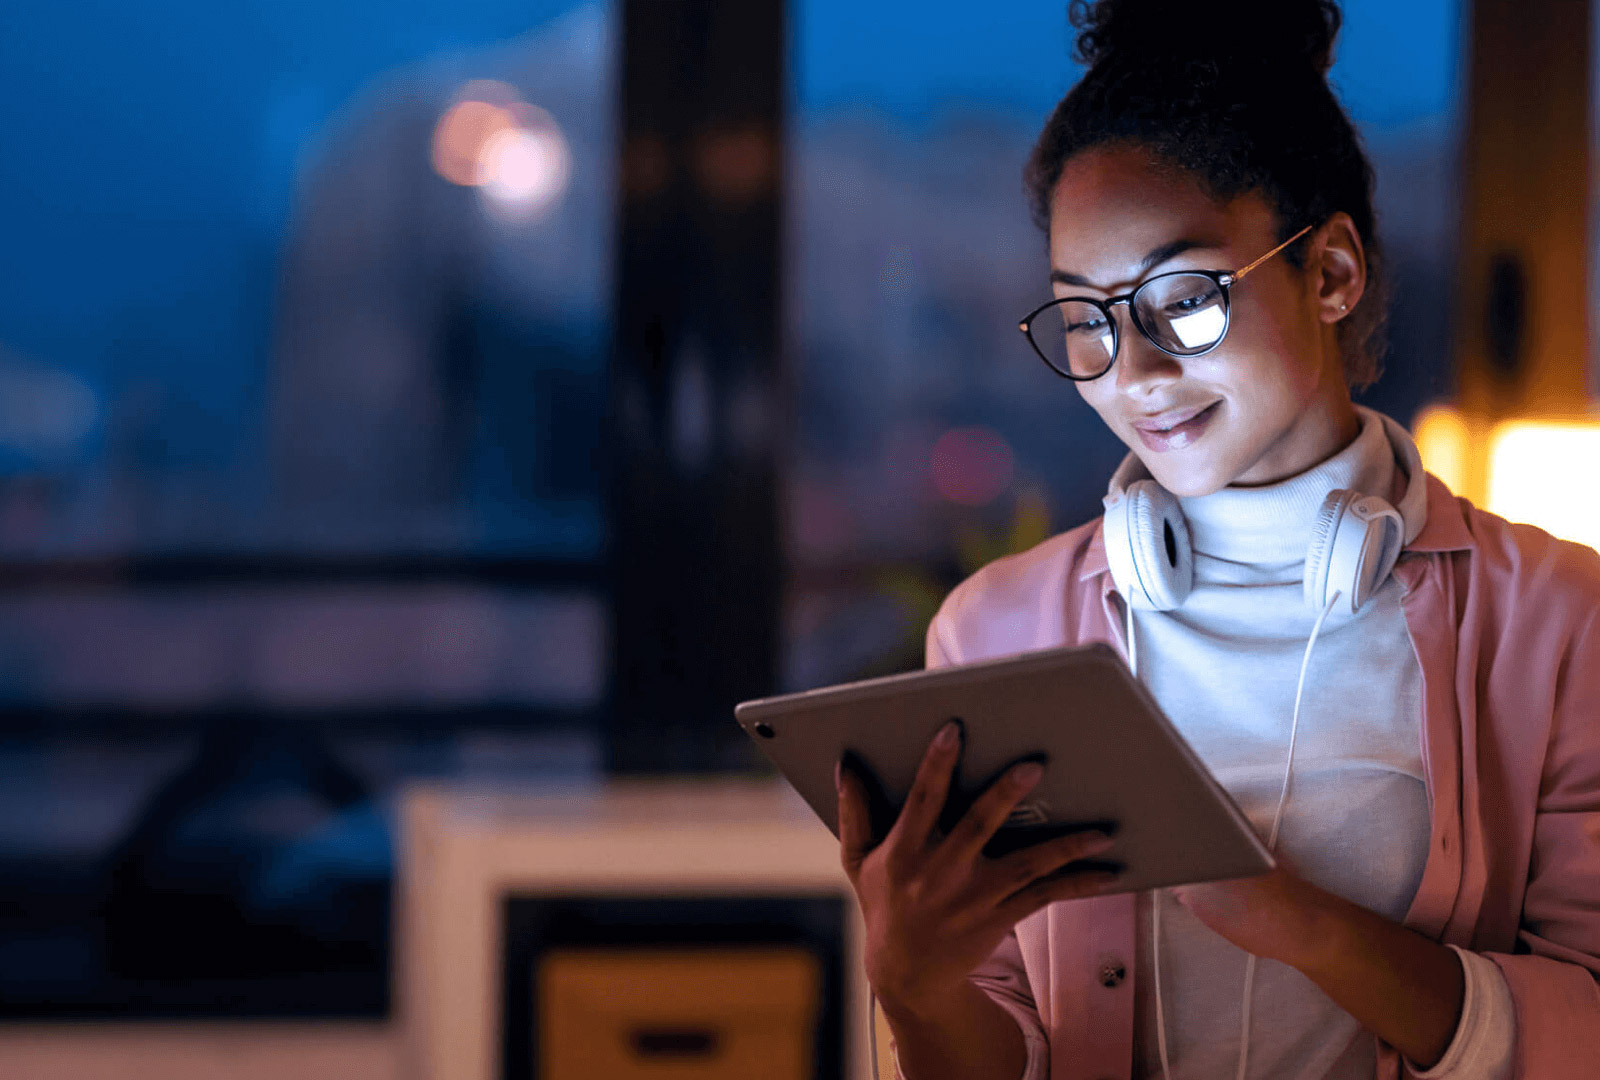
[{"xmin": 0, "ymin": 0, "xmax": 1568, "ymax": 1070}]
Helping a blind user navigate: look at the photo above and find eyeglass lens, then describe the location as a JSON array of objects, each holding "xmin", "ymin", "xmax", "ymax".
[{"xmin": 1030, "ymin": 272, "xmax": 1229, "ymax": 379}]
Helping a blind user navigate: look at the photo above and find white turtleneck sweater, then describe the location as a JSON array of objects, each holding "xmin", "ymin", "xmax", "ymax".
[{"xmin": 1125, "ymin": 409, "xmax": 1515, "ymax": 1080}]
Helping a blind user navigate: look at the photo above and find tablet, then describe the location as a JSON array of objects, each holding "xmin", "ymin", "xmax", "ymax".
[{"xmin": 735, "ymin": 643, "xmax": 1273, "ymax": 895}]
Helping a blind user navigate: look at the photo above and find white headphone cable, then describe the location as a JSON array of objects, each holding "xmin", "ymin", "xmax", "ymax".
[
  {"xmin": 1126, "ymin": 602, "xmax": 1180, "ymax": 1080},
  {"xmin": 1147, "ymin": 588, "xmax": 1340, "ymax": 1080},
  {"xmin": 1233, "ymin": 587, "xmax": 1339, "ymax": 1080}
]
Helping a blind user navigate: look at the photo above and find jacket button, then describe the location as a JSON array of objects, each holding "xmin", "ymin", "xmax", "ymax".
[{"xmin": 1097, "ymin": 958, "xmax": 1126, "ymax": 988}]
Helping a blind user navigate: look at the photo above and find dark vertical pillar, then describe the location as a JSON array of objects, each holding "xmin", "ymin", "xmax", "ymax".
[
  {"xmin": 1456, "ymin": 0, "xmax": 1591, "ymax": 425},
  {"xmin": 607, "ymin": 1, "xmax": 786, "ymax": 772}
]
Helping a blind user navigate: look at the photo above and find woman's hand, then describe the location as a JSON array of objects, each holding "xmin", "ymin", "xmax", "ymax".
[
  {"xmin": 1169, "ymin": 863, "xmax": 1332, "ymax": 967},
  {"xmin": 837, "ymin": 720, "xmax": 1121, "ymax": 1019},
  {"xmin": 1172, "ymin": 865, "xmax": 1467, "ymax": 1069}
]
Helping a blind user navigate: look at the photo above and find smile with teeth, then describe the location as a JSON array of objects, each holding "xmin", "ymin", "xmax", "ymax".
[{"xmin": 1132, "ymin": 400, "xmax": 1221, "ymax": 450}]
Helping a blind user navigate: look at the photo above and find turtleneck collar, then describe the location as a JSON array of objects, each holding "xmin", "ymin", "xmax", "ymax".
[
  {"xmin": 1103, "ymin": 405, "xmax": 1429, "ymax": 571},
  {"xmin": 1180, "ymin": 409, "xmax": 1393, "ymax": 565}
]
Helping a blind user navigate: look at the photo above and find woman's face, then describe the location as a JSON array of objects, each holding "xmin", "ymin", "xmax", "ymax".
[{"xmin": 1047, "ymin": 145, "xmax": 1359, "ymax": 497}]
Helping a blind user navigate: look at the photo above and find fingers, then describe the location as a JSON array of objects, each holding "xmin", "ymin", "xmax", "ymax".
[
  {"xmin": 883, "ymin": 720, "xmax": 963, "ymax": 852},
  {"xmin": 979, "ymin": 829, "xmax": 1116, "ymax": 904},
  {"xmin": 836, "ymin": 759, "xmax": 872, "ymax": 875},
  {"xmin": 934, "ymin": 757, "xmax": 1045, "ymax": 868},
  {"xmin": 993, "ymin": 864, "xmax": 1123, "ymax": 926}
]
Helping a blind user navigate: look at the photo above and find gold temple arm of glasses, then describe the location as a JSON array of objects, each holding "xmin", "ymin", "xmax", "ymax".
[{"xmin": 1227, "ymin": 222, "xmax": 1317, "ymax": 284}]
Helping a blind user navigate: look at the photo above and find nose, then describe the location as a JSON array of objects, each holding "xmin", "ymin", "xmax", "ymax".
[{"xmin": 1112, "ymin": 308, "xmax": 1183, "ymax": 398}]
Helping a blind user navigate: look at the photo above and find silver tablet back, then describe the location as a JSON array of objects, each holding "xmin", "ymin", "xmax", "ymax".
[{"xmin": 735, "ymin": 643, "xmax": 1272, "ymax": 894}]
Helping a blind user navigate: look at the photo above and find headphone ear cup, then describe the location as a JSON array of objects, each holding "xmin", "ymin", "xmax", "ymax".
[
  {"xmin": 1304, "ymin": 490, "xmax": 1406, "ymax": 615},
  {"xmin": 1103, "ymin": 480, "xmax": 1193, "ymax": 611},
  {"xmin": 1303, "ymin": 489, "xmax": 1353, "ymax": 612}
]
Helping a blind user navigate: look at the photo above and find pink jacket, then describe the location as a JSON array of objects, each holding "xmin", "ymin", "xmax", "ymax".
[{"xmin": 925, "ymin": 475, "xmax": 1600, "ymax": 1080}]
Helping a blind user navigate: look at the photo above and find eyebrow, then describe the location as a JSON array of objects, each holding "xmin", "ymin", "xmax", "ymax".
[{"xmin": 1049, "ymin": 237, "xmax": 1220, "ymax": 289}]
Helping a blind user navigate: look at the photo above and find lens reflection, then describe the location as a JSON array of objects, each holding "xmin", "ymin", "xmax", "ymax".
[{"xmin": 1134, "ymin": 273, "xmax": 1227, "ymax": 355}]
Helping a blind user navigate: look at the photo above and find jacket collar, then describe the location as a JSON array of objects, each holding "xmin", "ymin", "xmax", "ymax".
[
  {"xmin": 1404, "ymin": 473, "xmax": 1475, "ymax": 553},
  {"xmin": 1077, "ymin": 471, "xmax": 1474, "ymax": 584}
]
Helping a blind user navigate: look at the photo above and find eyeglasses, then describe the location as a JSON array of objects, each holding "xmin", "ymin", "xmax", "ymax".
[{"xmin": 1017, "ymin": 223, "xmax": 1316, "ymax": 381}]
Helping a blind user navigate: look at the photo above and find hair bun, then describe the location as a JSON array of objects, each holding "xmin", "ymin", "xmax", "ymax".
[{"xmin": 1069, "ymin": 0, "xmax": 1342, "ymax": 76}]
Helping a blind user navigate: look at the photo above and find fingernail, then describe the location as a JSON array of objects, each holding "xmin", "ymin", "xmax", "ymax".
[
  {"xmin": 1085, "ymin": 832, "xmax": 1114, "ymax": 853},
  {"xmin": 1010, "ymin": 761, "xmax": 1044, "ymax": 789},
  {"xmin": 935, "ymin": 721, "xmax": 959, "ymax": 749},
  {"xmin": 834, "ymin": 759, "xmax": 843, "ymax": 791}
]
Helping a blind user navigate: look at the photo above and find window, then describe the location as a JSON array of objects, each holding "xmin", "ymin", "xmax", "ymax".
[{"xmin": 0, "ymin": 0, "xmax": 614, "ymax": 1017}]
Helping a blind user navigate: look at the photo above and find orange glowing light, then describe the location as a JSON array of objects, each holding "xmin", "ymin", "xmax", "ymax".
[
  {"xmin": 432, "ymin": 84, "xmax": 572, "ymax": 220},
  {"xmin": 1486, "ymin": 419, "xmax": 1600, "ymax": 551},
  {"xmin": 1412, "ymin": 403, "xmax": 1471, "ymax": 497},
  {"xmin": 432, "ymin": 98, "xmax": 518, "ymax": 187}
]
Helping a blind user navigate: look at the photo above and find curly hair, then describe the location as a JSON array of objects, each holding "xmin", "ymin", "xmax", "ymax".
[{"xmin": 1027, "ymin": 0, "xmax": 1388, "ymax": 389}]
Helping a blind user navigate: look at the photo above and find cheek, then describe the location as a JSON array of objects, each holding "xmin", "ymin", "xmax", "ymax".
[
  {"xmin": 1195, "ymin": 328, "xmax": 1315, "ymax": 416},
  {"xmin": 1225, "ymin": 284, "xmax": 1325, "ymax": 397},
  {"xmin": 1074, "ymin": 380, "xmax": 1121, "ymax": 428}
]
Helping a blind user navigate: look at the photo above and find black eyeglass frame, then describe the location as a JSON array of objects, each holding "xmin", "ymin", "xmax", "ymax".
[{"xmin": 1017, "ymin": 222, "xmax": 1317, "ymax": 382}]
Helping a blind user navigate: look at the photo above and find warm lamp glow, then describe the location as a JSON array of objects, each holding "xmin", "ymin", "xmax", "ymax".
[
  {"xmin": 431, "ymin": 84, "xmax": 572, "ymax": 222},
  {"xmin": 1412, "ymin": 404, "xmax": 1471, "ymax": 496},
  {"xmin": 477, "ymin": 107, "xmax": 571, "ymax": 219},
  {"xmin": 1486, "ymin": 420, "xmax": 1600, "ymax": 550},
  {"xmin": 432, "ymin": 97, "xmax": 518, "ymax": 186}
]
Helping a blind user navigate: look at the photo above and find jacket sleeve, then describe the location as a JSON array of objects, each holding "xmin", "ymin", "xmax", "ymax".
[
  {"xmin": 912, "ymin": 608, "xmax": 1050, "ymax": 1080},
  {"xmin": 1485, "ymin": 608, "xmax": 1600, "ymax": 1078}
]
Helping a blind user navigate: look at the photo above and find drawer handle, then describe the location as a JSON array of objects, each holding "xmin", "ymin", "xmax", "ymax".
[{"xmin": 630, "ymin": 1027, "xmax": 720, "ymax": 1057}]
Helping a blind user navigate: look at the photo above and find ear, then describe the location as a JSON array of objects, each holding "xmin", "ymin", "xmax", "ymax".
[{"xmin": 1311, "ymin": 212, "xmax": 1366, "ymax": 324}]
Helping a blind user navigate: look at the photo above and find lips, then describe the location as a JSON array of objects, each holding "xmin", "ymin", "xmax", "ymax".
[{"xmin": 1131, "ymin": 400, "xmax": 1221, "ymax": 452}]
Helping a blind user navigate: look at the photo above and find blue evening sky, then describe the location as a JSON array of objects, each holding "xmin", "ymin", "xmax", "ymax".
[
  {"xmin": 795, "ymin": 0, "xmax": 1462, "ymax": 130},
  {"xmin": 0, "ymin": 0, "xmax": 1460, "ymax": 450}
]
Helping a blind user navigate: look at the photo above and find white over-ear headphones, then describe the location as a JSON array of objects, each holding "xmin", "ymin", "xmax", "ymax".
[
  {"xmin": 1111, "ymin": 409, "xmax": 1428, "ymax": 1080},
  {"xmin": 1101, "ymin": 410, "xmax": 1418, "ymax": 617}
]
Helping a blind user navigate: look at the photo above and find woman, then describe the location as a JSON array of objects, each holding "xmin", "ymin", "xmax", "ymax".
[{"xmin": 834, "ymin": 2, "xmax": 1600, "ymax": 1079}]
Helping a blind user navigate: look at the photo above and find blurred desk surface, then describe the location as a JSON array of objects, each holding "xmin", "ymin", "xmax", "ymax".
[{"xmin": 397, "ymin": 778, "xmax": 870, "ymax": 1080}]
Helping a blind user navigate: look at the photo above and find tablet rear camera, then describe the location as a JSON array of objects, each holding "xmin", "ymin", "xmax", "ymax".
[{"xmin": 754, "ymin": 722, "xmax": 776, "ymax": 739}]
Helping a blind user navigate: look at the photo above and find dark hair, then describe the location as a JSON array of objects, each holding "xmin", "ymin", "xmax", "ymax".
[{"xmin": 1027, "ymin": 0, "xmax": 1387, "ymax": 388}]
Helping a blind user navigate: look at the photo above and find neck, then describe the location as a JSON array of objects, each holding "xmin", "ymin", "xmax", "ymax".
[{"xmin": 1233, "ymin": 374, "xmax": 1359, "ymax": 488}]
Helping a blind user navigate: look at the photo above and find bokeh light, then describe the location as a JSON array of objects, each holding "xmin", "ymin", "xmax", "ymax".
[
  {"xmin": 1412, "ymin": 403, "xmax": 1470, "ymax": 496},
  {"xmin": 432, "ymin": 95, "xmax": 517, "ymax": 187},
  {"xmin": 431, "ymin": 83, "xmax": 571, "ymax": 221},
  {"xmin": 478, "ymin": 108, "xmax": 572, "ymax": 218},
  {"xmin": 1486, "ymin": 419, "xmax": 1600, "ymax": 551},
  {"xmin": 929, "ymin": 426, "xmax": 1014, "ymax": 506}
]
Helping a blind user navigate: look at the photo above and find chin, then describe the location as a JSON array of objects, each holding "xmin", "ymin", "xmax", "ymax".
[{"xmin": 1136, "ymin": 449, "xmax": 1235, "ymax": 499}]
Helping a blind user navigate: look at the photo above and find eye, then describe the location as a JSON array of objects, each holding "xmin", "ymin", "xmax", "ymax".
[
  {"xmin": 1165, "ymin": 295, "xmax": 1210, "ymax": 314},
  {"xmin": 1065, "ymin": 315, "xmax": 1108, "ymax": 333}
]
